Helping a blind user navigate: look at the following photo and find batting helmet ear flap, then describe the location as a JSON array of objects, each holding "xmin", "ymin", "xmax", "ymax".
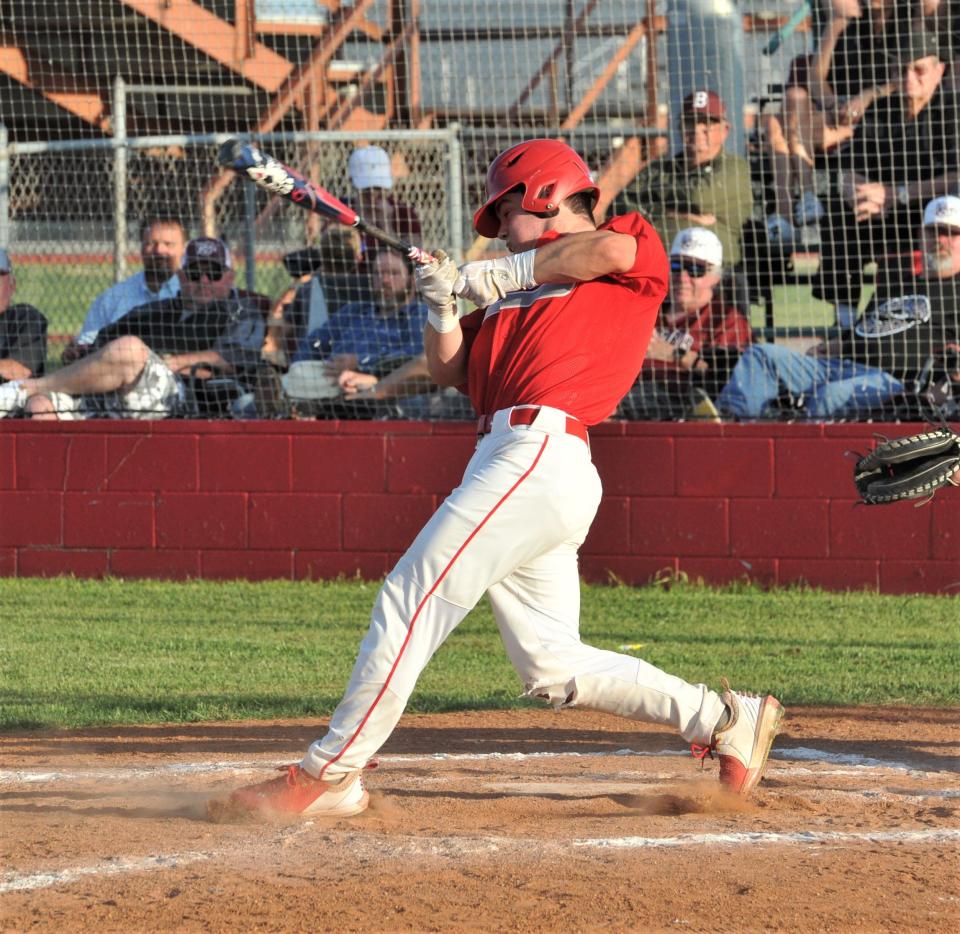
[{"xmin": 473, "ymin": 139, "xmax": 600, "ymax": 238}]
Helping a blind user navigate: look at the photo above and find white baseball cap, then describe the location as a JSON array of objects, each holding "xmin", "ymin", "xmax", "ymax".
[
  {"xmin": 348, "ymin": 146, "xmax": 393, "ymax": 190},
  {"xmin": 923, "ymin": 195, "xmax": 960, "ymax": 228},
  {"xmin": 670, "ymin": 227, "xmax": 723, "ymax": 268}
]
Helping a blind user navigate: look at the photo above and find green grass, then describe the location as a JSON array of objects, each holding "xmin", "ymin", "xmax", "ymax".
[{"xmin": 1, "ymin": 578, "xmax": 957, "ymax": 730}]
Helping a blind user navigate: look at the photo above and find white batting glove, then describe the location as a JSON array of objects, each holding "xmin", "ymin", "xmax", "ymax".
[
  {"xmin": 454, "ymin": 250, "xmax": 538, "ymax": 308},
  {"xmin": 415, "ymin": 249, "xmax": 459, "ymax": 306},
  {"xmin": 414, "ymin": 250, "xmax": 461, "ymax": 333}
]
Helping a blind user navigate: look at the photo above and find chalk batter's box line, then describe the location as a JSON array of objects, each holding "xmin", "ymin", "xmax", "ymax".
[
  {"xmin": 1, "ymin": 744, "xmax": 955, "ymax": 785},
  {"xmin": 4, "ymin": 827, "xmax": 960, "ymax": 896}
]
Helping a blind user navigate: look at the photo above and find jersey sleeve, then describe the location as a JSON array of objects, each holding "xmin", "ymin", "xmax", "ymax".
[{"xmin": 600, "ymin": 211, "xmax": 670, "ymax": 298}]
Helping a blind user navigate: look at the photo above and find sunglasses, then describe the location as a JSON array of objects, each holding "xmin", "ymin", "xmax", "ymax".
[
  {"xmin": 930, "ymin": 225, "xmax": 960, "ymax": 238},
  {"xmin": 184, "ymin": 265, "xmax": 226, "ymax": 282},
  {"xmin": 670, "ymin": 258, "xmax": 711, "ymax": 278}
]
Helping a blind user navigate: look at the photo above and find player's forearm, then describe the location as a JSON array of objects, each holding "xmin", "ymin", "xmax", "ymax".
[
  {"xmin": 424, "ymin": 325, "xmax": 468, "ymax": 387},
  {"xmin": 532, "ymin": 230, "xmax": 637, "ymax": 283}
]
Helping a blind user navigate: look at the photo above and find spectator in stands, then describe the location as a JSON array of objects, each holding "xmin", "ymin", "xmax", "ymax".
[
  {"xmin": 347, "ymin": 145, "xmax": 422, "ymax": 253},
  {"xmin": 611, "ymin": 89, "xmax": 753, "ymax": 266},
  {"xmin": 0, "ymin": 237, "xmax": 263, "ymax": 420},
  {"xmin": 291, "ymin": 247, "xmax": 428, "ymax": 380},
  {"xmin": 763, "ymin": 1, "xmax": 899, "ymax": 247},
  {"xmin": 618, "ymin": 228, "xmax": 752, "ymax": 420},
  {"xmin": 277, "ymin": 248, "xmax": 430, "ymax": 419},
  {"xmin": 61, "ymin": 216, "xmax": 186, "ymax": 363},
  {"xmin": 0, "ymin": 248, "xmax": 48, "ymax": 384},
  {"xmin": 815, "ymin": 30, "xmax": 960, "ymax": 327},
  {"xmin": 261, "ymin": 226, "xmax": 370, "ymax": 368},
  {"xmin": 716, "ymin": 195, "xmax": 960, "ymax": 418}
]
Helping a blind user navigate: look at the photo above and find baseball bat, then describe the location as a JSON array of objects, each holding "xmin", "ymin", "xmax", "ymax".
[{"xmin": 217, "ymin": 138, "xmax": 434, "ymax": 264}]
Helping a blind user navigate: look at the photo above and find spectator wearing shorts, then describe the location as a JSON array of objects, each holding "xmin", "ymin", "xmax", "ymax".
[{"xmin": 0, "ymin": 237, "xmax": 263, "ymax": 420}]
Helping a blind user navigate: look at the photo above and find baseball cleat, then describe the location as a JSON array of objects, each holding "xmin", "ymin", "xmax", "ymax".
[
  {"xmin": 692, "ymin": 678, "xmax": 785, "ymax": 797},
  {"xmin": 208, "ymin": 764, "xmax": 368, "ymax": 820}
]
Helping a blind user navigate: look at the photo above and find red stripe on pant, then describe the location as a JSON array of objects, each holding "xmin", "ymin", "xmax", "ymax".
[{"xmin": 318, "ymin": 435, "xmax": 551, "ymax": 778}]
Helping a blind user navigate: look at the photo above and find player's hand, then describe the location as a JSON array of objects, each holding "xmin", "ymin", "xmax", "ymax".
[
  {"xmin": 414, "ymin": 249, "xmax": 459, "ymax": 309},
  {"xmin": 454, "ymin": 255, "xmax": 536, "ymax": 308}
]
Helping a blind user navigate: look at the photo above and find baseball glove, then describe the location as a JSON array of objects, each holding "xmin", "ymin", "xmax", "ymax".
[{"xmin": 853, "ymin": 427, "xmax": 960, "ymax": 505}]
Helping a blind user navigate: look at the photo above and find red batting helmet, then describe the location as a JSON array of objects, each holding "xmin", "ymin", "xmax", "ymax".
[{"xmin": 473, "ymin": 139, "xmax": 600, "ymax": 238}]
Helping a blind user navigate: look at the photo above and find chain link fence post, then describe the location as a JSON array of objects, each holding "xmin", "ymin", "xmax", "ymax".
[
  {"xmin": 0, "ymin": 122, "xmax": 9, "ymax": 248},
  {"xmin": 112, "ymin": 76, "xmax": 127, "ymax": 283},
  {"xmin": 447, "ymin": 124, "xmax": 464, "ymax": 263}
]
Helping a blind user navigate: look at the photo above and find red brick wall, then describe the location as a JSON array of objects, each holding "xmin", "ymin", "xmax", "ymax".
[{"xmin": 0, "ymin": 420, "xmax": 957, "ymax": 594}]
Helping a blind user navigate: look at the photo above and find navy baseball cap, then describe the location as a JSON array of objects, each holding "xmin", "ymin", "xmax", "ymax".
[{"xmin": 181, "ymin": 237, "xmax": 233, "ymax": 270}]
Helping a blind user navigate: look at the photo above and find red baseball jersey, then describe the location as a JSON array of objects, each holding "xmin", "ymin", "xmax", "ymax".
[{"xmin": 458, "ymin": 212, "xmax": 668, "ymax": 425}]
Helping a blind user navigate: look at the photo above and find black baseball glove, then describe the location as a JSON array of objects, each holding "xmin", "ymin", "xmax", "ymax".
[{"xmin": 853, "ymin": 427, "xmax": 960, "ymax": 505}]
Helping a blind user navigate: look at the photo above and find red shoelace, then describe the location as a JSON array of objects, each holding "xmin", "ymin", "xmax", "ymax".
[{"xmin": 689, "ymin": 742, "xmax": 716, "ymax": 767}]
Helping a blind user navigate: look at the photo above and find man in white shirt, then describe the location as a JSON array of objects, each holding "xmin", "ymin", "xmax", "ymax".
[{"xmin": 62, "ymin": 217, "xmax": 187, "ymax": 362}]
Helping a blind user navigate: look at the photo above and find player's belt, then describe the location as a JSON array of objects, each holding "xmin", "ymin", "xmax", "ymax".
[{"xmin": 476, "ymin": 405, "xmax": 589, "ymax": 445}]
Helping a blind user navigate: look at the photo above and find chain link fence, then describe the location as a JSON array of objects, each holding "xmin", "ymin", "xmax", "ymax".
[{"xmin": 2, "ymin": 129, "xmax": 461, "ymax": 343}]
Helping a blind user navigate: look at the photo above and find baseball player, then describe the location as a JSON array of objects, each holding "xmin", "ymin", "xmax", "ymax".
[{"xmin": 213, "ymin": 139, "xmax": 784, "ymax": 820}]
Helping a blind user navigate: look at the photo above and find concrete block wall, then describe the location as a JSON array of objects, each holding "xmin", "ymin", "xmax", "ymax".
[{"xmin": 0, "ymin": 420, "xmax": 957, "ymax": 594}]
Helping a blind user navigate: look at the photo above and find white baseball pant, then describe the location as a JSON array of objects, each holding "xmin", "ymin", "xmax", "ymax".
[{"xmin": 302, "ymin": 404, "xmax": 726, "ymax": 778}]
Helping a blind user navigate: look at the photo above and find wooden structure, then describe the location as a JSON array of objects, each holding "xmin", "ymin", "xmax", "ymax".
[
  {"xmin": 0, "ymin": 1, "xmax": 670, "ymax": 139},
  {"xmin": 0, "ymin": 2, "xmax": 809, "ymax": 234}
]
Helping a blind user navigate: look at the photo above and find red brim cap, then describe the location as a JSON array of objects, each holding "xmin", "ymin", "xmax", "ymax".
[{"xmin": 682, "ymin": 89, "xmax": 726, "ymax": 120}]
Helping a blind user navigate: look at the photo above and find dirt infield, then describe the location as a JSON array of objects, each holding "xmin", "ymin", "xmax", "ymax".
[{"xmin": 2, "ymin": 707, "xmax": 958, "ymax": 932}]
